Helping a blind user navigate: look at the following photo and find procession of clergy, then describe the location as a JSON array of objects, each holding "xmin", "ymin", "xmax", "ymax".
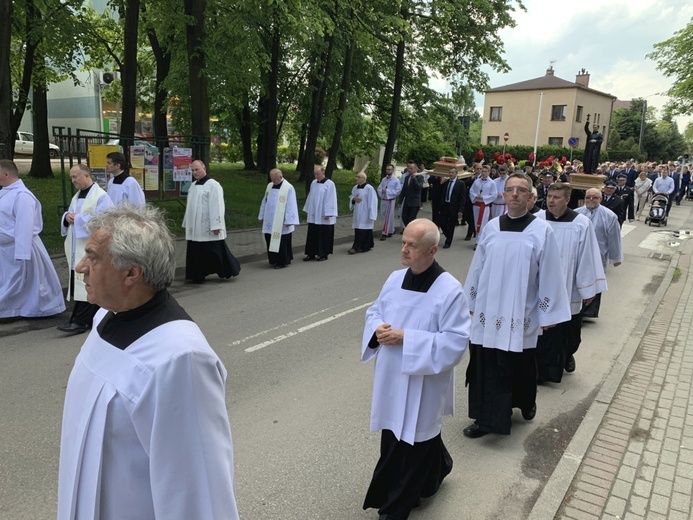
[{"xmin": 5, "ymin": 153, "xmax": 689, "ymax": 520}]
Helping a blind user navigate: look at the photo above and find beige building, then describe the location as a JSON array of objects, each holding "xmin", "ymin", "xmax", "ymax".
[{"xmin": 481, "ymin": 68, "xmax": 617, "ymax": 149}]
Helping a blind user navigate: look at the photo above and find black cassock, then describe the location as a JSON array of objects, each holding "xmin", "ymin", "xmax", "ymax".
[{"xmin": 582, "ymin": 121, "xmax": 603, "ymax": 174}]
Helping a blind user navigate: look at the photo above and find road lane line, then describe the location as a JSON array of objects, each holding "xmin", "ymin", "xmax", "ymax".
[
  {"xmin": 229, "ymin": 298, "xmax": 364, "ymax": 347},
  {"xmin": 244, "ymin": 301, "xmax": 373, "ymax": 353}
]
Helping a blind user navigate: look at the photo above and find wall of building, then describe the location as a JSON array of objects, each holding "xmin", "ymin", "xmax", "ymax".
[{"xmin": 481, "ymin": 88, "xmax": 614, "ymax": 149}]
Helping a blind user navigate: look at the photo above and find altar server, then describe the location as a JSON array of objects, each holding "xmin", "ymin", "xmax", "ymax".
[
  {"xmin": 105, "ymin": 151, "xmax": 145, "ymax": 206},
  {"xmin": 377, "ymin": 164, "xmax": 402, "ymax": 240},
  {"xmin": 0, "ymin": 160, "xmax": 65, "ymax": 319},
  {"xmin": 57, "ymin": 204, "xmax": 239, "ymax": 520},
  {"xmin": 182, "ymin": 160, "xmax": 240, "ymax": 283},
  {"xmin": 468, "ymin": 166, "xmax": 498, "ymax": 239},
  {"xmin": 463, "ymin": 173, "xmax": 571, "ymax": 438},
  {"xmin": 536, "ymin": 183, "xmax": 606, "ymax": 381},
  {"xmin": 303, "ymin": 165, "xmax": 338, "ymax": 261},
  {"xmin": 348, "ymin": 171, "xmax": 378, "ymax": 254},
  {"xmin": 57, "ymin": 163, "xmax": 113, "ymax": 334},
  {"xmin": 362, "ymin": 218, "xmax": 470, "ymax": 520}
]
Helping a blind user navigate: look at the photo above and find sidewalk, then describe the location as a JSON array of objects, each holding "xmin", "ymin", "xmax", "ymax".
[{"xmin": 529, "ymin": 238, "xmax": 693, "ymax": 519}]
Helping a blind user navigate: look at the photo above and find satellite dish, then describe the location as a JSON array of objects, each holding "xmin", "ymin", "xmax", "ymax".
[{"xmin": 102, "ymin": 72, "xmax": 115, "ymax": 84}]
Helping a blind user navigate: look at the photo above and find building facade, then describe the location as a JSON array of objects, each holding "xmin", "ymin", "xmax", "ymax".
[{"xmin": 481, "ymin": 68, "xmax": 616, "ymax": 150}]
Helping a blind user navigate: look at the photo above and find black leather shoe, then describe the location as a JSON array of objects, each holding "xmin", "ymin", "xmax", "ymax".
[
  {"xmin": 57, "ymin": 322, "xmax": 89, "ymax": 335},
  {"xmin": 565, "ymin": 355, "xmax": 576, "ymax": 373},
  {"xmin": 379, "ymin": 235, "xmax": 387, "ymax": 241},
  {"xmin": 303, "ymin": 255, "xmax": 315, "ymax": 261},
  {"xmin": 463, "ymin": 422, "xmax": 488, "ymax": 439},
  {"xmin": 464, "ymin": 236, "xmax": 471, "ymax": 241},
  {"xmin": 274, "ymin": 264, "xmax": 286, "ymax": 269},
  {"xmin": 442, "ymin": 243, "xmax": 451, "ymax": 249},
  {"xmin": 317, "ymin": 256, "xmax": 328, "ymax": 261},
  {"xmin": 522, "ymin": 404, "xmax": 537, "ymax": 421}
]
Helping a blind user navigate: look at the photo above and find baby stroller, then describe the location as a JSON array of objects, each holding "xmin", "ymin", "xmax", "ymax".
[{"xmin": 645, "ymin": 194, "xmax": 668, "ymax": 227}]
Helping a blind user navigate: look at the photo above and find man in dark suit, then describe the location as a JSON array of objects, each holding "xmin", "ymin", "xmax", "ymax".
[
  {"xmin": 398, "ymin": 160, "xmax": 424, "ymax": 230},
  {"xmin": 615, "ymin": 174, "xmax": 635, "ymax": 223},
  {"xmin": 536, "ymin": 172, "xmax": 554, "ymax": 210},
  {"xmin": 436, "ymin": 167, "xmax": 467, "ymax": 248},
  {"xmin": 463, "ymin": 165, "xmax": 480, "ymax": 240},
  {"xmin": 621, "ymin": 161, "xmax": 638, "ymax": 188},
  {"xmin": 601, "ymin": 180, "xmax": 626, "ymax": 227}
]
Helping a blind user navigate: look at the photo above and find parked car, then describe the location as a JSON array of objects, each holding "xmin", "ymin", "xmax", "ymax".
[
  {"xmin": 106, "ymin": 139, "xmax": 159, "ymax": 165},
  {"xmin": 15, "ymin": 131, "xmax": 61, "ymax": 158}
]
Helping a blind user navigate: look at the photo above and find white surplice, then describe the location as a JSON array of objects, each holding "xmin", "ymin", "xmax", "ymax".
[
  {"xmin": 575, "ymin": 205, "xmax": 623, "ymax": 268},
  {"xmin": 0, "ymin": 180, "xmax": 65, "ymax": 318},
  {"xmin": 107, "ymin": 174, "xmax": 145, "ymax": 206},
  {"xmin": 537, "ymin": 210, "xmax": 607, "ymax": 314},
  {"xmin": 303, "ymin": 179, "xmax": 338, "ymax": 224},
  {"xmin": 349, "ymin": 183, "xmax": 378, "ymax": 230},
  {"xmin": 491, "ymin": 176, "xmax": 508, "ymax": 218},
  {"xmin": 182, "ymin": 178, "xmax": 227, "ymax": 241},
  {"xmin": 61, "ymin": 184, "xmax": 113, "ymax": 301},
  {"xmin": 464, "ymin": 216, "xmax": 571, "ymax": 352},
  {"xmin": 57, "ymin": 310, "xmax": 239, "ymax": 520},
  {"xmin": 361, "ymin": 269, "xmax": 470, "ymax": 445},
  {"xmin": 258, "ymin": 180, "xmax": 300, "ymax": 235},
  {"xmin": 469, "ymin": 177, "xmax": 498, "ymax": 233}
]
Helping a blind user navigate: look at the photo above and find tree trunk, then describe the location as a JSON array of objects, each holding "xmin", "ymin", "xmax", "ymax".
[
  {"xmin": 146, "ymin": 25, "xmax": 171, "ymax": 148},
  {"xmin": 381, "ymin": 33, "xmax": 406, "ymax": 178},
  {"xmin": 184, "ymin": 0, "xmax": 210, "ymax": 165},
  {"xmin": 28, "ymin": 67, "xmax": 53, "ymax": 178},
  {"xmin": 9, "ymin": 0, "xmax": 39, "ymax": 154},
  {"xmin": 256, "ymin": 94, "xmax": 266, "ymax": 173},
  {"xmin": 0, "ymin": 0, "xmax": 12, "ymax": 159},
  {"xmin": 301, "ymin": 32, "xmax": 335, "ymax": 193},
  {"xmin": 264, "ymin": 26, "xmax": 280, "ymax": 174},
  {"xmin": 119, "ymin": 0, "xmax": 140, "ymax": 147},
  {"xmin": 239, "ymin": 97, "xmax": 255, "ymax": 170},
  {"xmin": 326, "ymin": 39, "xmax": 354, "ymax": 177}
]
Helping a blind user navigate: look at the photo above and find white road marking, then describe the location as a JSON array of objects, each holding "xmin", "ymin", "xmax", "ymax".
[
  {"xmin": 244, "ymin": 301, "xmax": 373, "ymax": 353},
  {"xmin": 621, "ymin": 223, "xmax": 636, "ymax": 238}
]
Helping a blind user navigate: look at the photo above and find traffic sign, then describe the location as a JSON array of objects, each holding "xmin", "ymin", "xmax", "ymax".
[
  {"xmin": 503, "ymin": 132, "xmax": 510, "ymax": 142},
  {"xmin": 568, "ymin": 137, "xmax": 578, "ymax": 148}
]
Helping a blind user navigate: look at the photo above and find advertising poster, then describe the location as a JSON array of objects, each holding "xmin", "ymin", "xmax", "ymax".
[
  {"xmin": 87, "ymin": 144, "xmax": 121, "ymax": 169},
  {"xmin": 172, "ymin": 147, "xmax": 193, "ymax": 182},
  {"xmin": 130, "ymin": 145, "xmax": 146, "ymax": 169},
  {"xmin": 145, "ymin": 165, "xmax": 159, "ymax": 191},
  {"xmin": 130, "ymin": 169, "xmax": 145, "ymax": 189}
]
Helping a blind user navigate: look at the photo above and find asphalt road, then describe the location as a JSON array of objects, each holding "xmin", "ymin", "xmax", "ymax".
[{"xmin": 1, "ymin": 207, "xmax": 689, "ymax": 520}]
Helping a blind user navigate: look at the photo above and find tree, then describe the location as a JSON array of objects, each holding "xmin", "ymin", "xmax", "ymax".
[
  {"xmin": 647, "ymin": 18, "xmax": 693, "ymax": 116},
  {"xmin": 0, "ymin": 0, "xmax": 12, "ymax": 159}
]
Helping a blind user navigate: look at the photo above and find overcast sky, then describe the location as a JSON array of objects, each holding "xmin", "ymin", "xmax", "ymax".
[{"xmin": 438, "ymin": 0, "xmax": 693, "ymax": 133}]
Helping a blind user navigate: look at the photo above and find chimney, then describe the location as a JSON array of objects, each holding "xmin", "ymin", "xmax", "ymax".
[
  {"xmin": 546, "ymin": 66, "xmax": 554, "ymax": 76},
  {"xmin": 576, "ymin": 68, "xmax": 590, "ymax": 87}
]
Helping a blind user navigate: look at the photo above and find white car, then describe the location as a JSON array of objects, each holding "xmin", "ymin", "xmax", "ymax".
[{"xmin": 15, "ymin": 131, "xmax": 61, "ymax": 158}]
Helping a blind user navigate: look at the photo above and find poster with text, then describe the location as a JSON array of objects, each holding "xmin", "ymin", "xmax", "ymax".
[
  {"xmin": 145, "ymin": 166, "xmax": 159, "ymax": 191},
  {"xmin": 130, "ymin": 169, "xmax": 145, "ymax": 189},
  {"xmin": 87, "ymin": 144, "xmax": 121, "ymax": 169},
  {"xmin": 130, "ymin": 145, "xmax": 145, "ymax": 169},
  {"xmin": 173, "ymin": 147, "xmax": 193, "ymax": 182}
]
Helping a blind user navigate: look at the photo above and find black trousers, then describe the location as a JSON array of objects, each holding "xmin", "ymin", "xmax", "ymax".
[
  {"xmin": 352, "ymin": 229, "xmax": 374, "ymax": 252},
  {"xmin": 363, "ymin": 430, "xmax": 452, "ymax": 520},
  {"xmin": 438, "ymin": 204, "xmax": 457, "ymax": 245},
  {"xmin": 264, "ymin": 233, "xmax": 293, "ymax": 267},
  {"xmin": 304, "ymin": 223, "xmax": 334, "ymax": 258},
  {"xmin": 466, "ymin": 343, "xmax": 537, "ymax": 435}
]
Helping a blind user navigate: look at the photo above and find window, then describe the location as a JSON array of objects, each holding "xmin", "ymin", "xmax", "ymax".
[
  {"xmin": 551, "ymin": 105, "xmax": 567, "ymax": 121},
  {"xmin": 487, "ymin": 136, "xmax": 499, "ymax": 145},
  {"xmin": 548, "ymin": 137, "xmax": 563, "ymax": 146},
  {"xmin": 576, "ymin": 106, "xmax": 583, "ymax": 122},
  {"xmin": 489, "ymin": 107, "xmax": 502, "ymax": 121}
]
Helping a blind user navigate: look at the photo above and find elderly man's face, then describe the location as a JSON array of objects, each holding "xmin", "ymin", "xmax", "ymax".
[
  {"xmin": 584, "ymin": 190, "xmax": 602, "ymax": 210},
  {"xmin": 70, "ymin": 169, "xmax": 92, "ymax": 190},
  {"xmin": 75, "ymin": 229, "xmax": 129, "ymax": 312},
  {"xmin": 401, "ymin": 223, "xmax": 436, "ymax": 273},
  {"xmin": 356, "ymin": 173, "xmax": 366, "ymax": 184},
  {"xmin": 314, "ymin": 168, "xmax": 325, "ymax": 181},
  {"xmin": 191, "ymin": 161, "xmax": 206, "ymax": 180}
]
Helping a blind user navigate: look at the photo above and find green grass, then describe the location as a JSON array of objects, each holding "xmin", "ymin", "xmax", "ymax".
[{"xmin": 22, "ymin": 163, "xmax": 359, "ymax": 254}]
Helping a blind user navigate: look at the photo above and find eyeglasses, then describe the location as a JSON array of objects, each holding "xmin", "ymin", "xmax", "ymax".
[{"xmin": 504, "ymin": 186, "xmax": 530, "ymax": 194}]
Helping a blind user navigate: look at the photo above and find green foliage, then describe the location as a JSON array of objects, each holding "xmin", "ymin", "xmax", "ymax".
[
  {"xmin": 314, "ymin": 146, "xmax": 327, "ymax": 165},
  {"xmin": 647, "ymin": 19, "xmax": 693, "ymax": 116},
  {"xmin": 276, "ymin": 145, "xmax": 298, "ymax": 164},
  {"xmin": 404, "ymin": 142, "xmax": 450, "ymax": 166}
]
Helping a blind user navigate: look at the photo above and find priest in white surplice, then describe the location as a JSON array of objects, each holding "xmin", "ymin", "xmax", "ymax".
[
  {"xmin": 468, "ymin": 165, "xmax": 498, "ymax": 240},
  {"xmin": 105, "ymin": 151, "xmax": 145, "ymax": 206},
  {"xmin": 377, "ymin": 164, "xmax": 402, "ymax": 240},
  {"xmin": 0, "ymin": 160, "xmax": 65, "ymax": 319},
  {"xmin": 303, "ymin": 165, "xmax": 338, "ymax": 261},
  {"xmin": 182, "ymin": 160, "xmax": 240, "ymax": 283},
  {"xmin": 57, "ymin": 204, "xmax": 239, "ymax": 520},
  {"xmin": 259, "ymin": 168, "xmax": 300, "ymax": 269},
  {"xmin": 362, "ymin": 219, "xmax": 470, "ymax": 520},
  {"xmin": 463, "ymin": 173, "xmax": 571, "ymax": 439},
  {"xmin": 348, "ymin": 171, "xmax": 378, "ymax": 254},
  {"xmin": 57, "ymin": 164, "xmax": 113, "ymax": 335},
  {"xmin": 536, "ymin": 183, "xmax": 606, "ymax": 382},
  {"xmin": 576, "ymin": 188, "xmax": 623, "ymax": 318}
]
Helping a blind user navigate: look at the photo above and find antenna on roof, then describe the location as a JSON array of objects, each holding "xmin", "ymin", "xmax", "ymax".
[{"xmin": 549, "ymin": 59, "xmax": 556, "ymax": 69}]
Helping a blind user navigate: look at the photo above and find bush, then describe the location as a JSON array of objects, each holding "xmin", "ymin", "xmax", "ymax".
[
  {"xmin": 404, "ymin": 142, "xmax": 453, "ymax": 166},
  {"xmin": 277, "ymin": 145, "xmax": 298, "ymax": 164},
  {"xmin": 336, "ymin": 149, "xmax": 356, "ymax": 170}
]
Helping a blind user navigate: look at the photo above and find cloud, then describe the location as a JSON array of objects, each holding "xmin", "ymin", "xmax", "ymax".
[{"xmin": 471, "ymin": 0, "xmax": 693, "ymax": 132}]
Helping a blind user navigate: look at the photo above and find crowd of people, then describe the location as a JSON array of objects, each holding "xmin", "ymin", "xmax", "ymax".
[{"xmin": 0, "ymin": 153, "xmax": 688, "ymax": 520}]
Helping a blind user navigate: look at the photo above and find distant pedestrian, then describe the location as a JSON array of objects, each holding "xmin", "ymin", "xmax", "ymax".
[{"xmin": 348, "ymin": 171, "xmax": 378, "ymax": 254}]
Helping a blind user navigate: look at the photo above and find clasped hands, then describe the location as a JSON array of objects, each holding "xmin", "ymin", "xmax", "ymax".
[{"xmin": 375, "ymin": 324, "xmax": 404, "ymax": 346}]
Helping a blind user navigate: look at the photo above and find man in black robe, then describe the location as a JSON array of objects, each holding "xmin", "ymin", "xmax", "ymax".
[{"xmin": 582, "ymin": 121, "xmax": 603, "ymax": 174}]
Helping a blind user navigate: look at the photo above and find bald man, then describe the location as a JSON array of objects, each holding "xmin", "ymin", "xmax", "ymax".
[
  {"xmin": 362, "ymin": 218, "xmax": 470, "ymax": 520},
  {"xmin": 348, "ymin": 171, "xmax": 378, "ymax": 254},
  {"xmin": 259, "ymin": 168, "xmax": 300, "ymax": 269},
  {"xmin": 57, "ymin": 164, "xmax": 113, "ymax": 334}
]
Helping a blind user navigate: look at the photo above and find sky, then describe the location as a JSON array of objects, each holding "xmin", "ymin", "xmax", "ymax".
[{"xmin": 433, "ymin": 0, "xmax": 693, "ymax": 133}]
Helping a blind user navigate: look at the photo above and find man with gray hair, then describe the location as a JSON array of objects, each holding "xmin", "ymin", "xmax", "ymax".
[
  {"xmin": 362, "ymin": 218, "xmax": 470, "ymax": 520},
  {"xmin": 57, "ymin": 204, "xmax": 239, "ymax": 520}
]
